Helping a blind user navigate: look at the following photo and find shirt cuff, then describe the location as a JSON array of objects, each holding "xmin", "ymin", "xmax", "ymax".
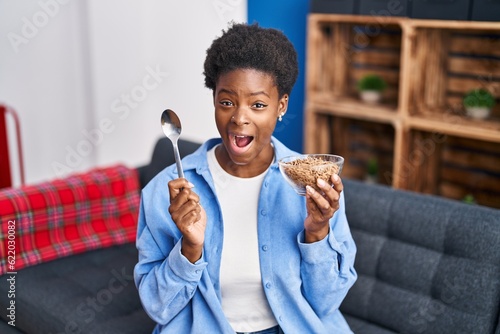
[
  {"xmin": 168, "ymin": 238, "xmax": 207, "ymax": 281},
  {"xmin": 297, "ymin": 229, "xmax": 341, "ymax": 264}
]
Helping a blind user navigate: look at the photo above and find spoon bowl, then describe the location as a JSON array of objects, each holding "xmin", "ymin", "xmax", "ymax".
[{"xmin": 161, "ymin": 109, "xmax": 184, "ymax": 179}]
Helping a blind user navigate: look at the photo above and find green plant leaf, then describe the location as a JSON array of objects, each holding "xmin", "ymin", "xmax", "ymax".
[
  {"xmin": 463, "ymin": 88, "xmax": 496, "ymax": 108},
  {"xmin": 357, "ymin": 74, "xmax": 387, "ymax": 92}
]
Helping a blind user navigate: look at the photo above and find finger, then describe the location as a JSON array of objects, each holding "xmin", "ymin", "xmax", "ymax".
[
  {"xmin": 169, "ymin": 187, "xmax": 200, "ymax": 214},
  {"xmin": 178, "ymin": 204, "xmax": 203, "ymax": 234},
  {"xmin": 330, "ymin": 174, "xmax": 343, "ymax": 193},
  {"xmin": 168, "ymin": 178, "xmax": 195, "ymax": 202},
  {"xmin": 314, "ymin": 178, "xmax": 337, "ymax": 205},
  {"xmin": 170, "ymin": 199, "xmax": 201, "ymax": 226},
  {"xmin": 306, "ymin": 185, "xmax": 331, "ymax": 212},
  {"xmin": 315, "ymin": 178, "xmax": 340, "ymax": 206},
  {"xmin": 180, "ymin": 203, "xmax": 202, "ymax": 226}
]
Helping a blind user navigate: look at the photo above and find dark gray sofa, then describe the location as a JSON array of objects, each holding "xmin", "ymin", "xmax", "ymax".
[
  {"xmin": 341, "ymin": 180, "xmax": 500, "ymax": 334},
  {"xmin": 1, "ymin": 138, "xmax": 499, "ymax": 334},
  {"xmin": 0, "ymin": 244, "xmax": 155, "ymax": 334}
]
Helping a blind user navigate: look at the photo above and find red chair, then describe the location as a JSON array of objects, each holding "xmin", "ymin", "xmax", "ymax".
[{"xmin": 0, "ymin": 104, "xmax": 24, "ymax": 188}]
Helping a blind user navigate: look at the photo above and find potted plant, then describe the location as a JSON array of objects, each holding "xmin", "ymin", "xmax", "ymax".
[
  {"xmin": 364, "ymin": 158, "xmax": 378, "ymax": 184},
  {"xmin": 462, "ymin": 194, "xmax": 476, "ymax": 205},
  {"xmin": 462, "ymin": 88, "xmax": 495, "ymax": 119},
  {"xmin": 357, "ymin": 74, "xmax": 387, "ymax": 104}
]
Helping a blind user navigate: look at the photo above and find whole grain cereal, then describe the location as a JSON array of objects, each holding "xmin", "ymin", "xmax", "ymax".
[{"xmin": 281, "ymin": 156, "xmax": 340, "ymax": 193}]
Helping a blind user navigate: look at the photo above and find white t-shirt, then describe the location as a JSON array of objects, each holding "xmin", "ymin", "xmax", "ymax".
[{"xmin": 207, "ymin": 146, "xmax": 278, "ymax": 332}]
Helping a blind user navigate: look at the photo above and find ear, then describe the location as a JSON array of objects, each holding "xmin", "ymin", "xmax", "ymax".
[{"xmin": 278, "ymin": 94, "xmax": 289, "ymax": 118}]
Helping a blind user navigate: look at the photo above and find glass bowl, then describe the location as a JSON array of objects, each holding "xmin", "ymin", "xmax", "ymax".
[{"xmin": 278, "ymin": 154, "xmax": 344, "ymax": 196}]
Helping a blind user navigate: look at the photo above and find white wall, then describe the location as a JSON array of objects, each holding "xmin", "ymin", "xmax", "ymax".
[{"xmin": 0, "ymin": 0, "xmax": 246, "ymax": 185}]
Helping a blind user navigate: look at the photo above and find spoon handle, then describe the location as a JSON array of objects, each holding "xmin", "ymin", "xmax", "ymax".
[{"xmin": 173, "ymin": 142, "xmax": 184, "ymax": 179}]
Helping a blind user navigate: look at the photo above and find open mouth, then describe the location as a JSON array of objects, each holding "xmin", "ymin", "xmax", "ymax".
[
  {"xmin": 234, "ymin": 135, "xmax": 253, "ymax": 147},
  {"xmin": 231, "ymin": 134, "xmax": 254, "ymax": 148}
]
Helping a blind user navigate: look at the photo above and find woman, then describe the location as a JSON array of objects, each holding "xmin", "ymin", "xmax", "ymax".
[{"xmin": 134, "ymin": 23, "xmax": 357, "ymax": 334}]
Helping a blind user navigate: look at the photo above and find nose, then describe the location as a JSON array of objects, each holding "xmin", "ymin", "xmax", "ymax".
[{"xmin": 231, "ymin": 107, "xmax": 250, "ymax": 126}]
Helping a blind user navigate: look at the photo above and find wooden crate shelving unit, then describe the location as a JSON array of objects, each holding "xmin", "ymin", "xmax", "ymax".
[{"xmin": 305, "ymin": 14, "xmax": 500, "ymax": 208}]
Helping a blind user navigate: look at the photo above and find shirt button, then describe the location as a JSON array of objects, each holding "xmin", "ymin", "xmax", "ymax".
[
  {"xmin": 279, "ymin": 316, "xmax": 283, "ymax": 322},
  {"xmin": 262, "ymin": 245, "xmax": 268, "ymax": 251},
  {"xmin": 195, "ymin": 269, "xmax": 201, "ymax": 274},
  {"xmin": 265, "ymin": 282, "xmax": 272, "ymax": 289},
  {"xmin": 261, "ymin": 209, "xmax": 267, "ymax": 216},
  {"xmin": 264, "ymin": 181, "xmax": 269, "ymax": 187}
]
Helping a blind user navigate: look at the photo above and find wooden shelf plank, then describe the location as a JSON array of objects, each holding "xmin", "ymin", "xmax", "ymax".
[
  {"xmin": 309, "ymin": 13, "xmax": 406, "ymax": 26},
  {"xmin": 409, "ymin": 18, "xmax": 500, "ymax": 30},
  {"xmin": 407, "ymin": 115, "xmax": 500, "ymax": 143},
  {"xmin": 308, "ymin": 96, "xmax": 397, "ymax": 125},
  {"xmin": 309, "ymin": 13, "xmax": 500, "ymax": 30}
]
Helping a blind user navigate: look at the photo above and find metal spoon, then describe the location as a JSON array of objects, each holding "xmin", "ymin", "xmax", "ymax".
[{"xmin": 161, "ymin": 109, "xmax": 184, "ymax": 179}]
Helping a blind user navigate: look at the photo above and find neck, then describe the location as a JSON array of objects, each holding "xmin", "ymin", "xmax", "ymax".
[{"xmin": 215, "ymin": 144, "xmax": 274, "ymax": 178}]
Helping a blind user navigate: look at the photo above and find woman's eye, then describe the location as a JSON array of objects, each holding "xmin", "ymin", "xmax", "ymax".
[
  {"xmin": 220, "ymin": 100, "xmax": 233, "ymax": 107},
  {"xmin": 253, "ymin": 102, "xmax": 267, "ymax": 109}
]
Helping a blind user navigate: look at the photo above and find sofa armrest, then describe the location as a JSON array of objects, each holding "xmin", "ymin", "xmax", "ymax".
[{"xmin": 0, "ymin": 165, "xmax": 140, "ymax": 275}]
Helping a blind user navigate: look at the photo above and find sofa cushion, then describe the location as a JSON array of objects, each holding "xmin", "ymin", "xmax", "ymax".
[
  {"xmin": 0, "ymin": 243, "xmax": 155, "ymax": 334},
  {"xmin": 341, "ymin": 179, "xmax": 500, "ymax": 334},
  {"xmin": 0, "ymin": 165, "xmax": 140, "ymax": 275},
  {"xmin": 0, "ymin": 319, "xmax": 22, "ymax": 333},
  {"xmin": 344, "ymin": 315, "xmax": 397, "ymax": 334}
]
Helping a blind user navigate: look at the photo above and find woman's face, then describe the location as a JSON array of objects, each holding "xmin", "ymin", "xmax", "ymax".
[{"xmin": 214, "ymin": 68, "xmax": 288, "ymax": 177}]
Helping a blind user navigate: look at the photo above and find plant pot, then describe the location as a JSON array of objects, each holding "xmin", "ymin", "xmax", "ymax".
[
  {"xmin": 359, "ymin": 90, "xmax": 382, "ymax": 104},
  {"xmin": 364, "ymin": 174, "xmax": 378, "ymax": 185},
  {"xmin": 465, "ymin": 107, "xmax": 491, "ymax": 120}
]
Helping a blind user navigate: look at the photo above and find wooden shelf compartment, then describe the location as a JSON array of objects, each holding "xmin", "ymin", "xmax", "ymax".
[
  {"xmin": 305, "ymin": 113, "xmax": 395, "ymax": 186},
  {"xmin": 400, "ymin": 130, "xmax": 500, "ymax": 209},
  {"xmin": 304, "ymin": 104, "xmax": 396, "ymax": 154},
  {"xmin": 408, "ymin": 26, "xmax": 500, "ymax": 120},
  {"xmin": 306, "ymin": 15, "xmax": 404, "ymax": 111}
]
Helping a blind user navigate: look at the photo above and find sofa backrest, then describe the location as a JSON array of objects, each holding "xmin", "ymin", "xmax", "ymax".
[
  {"xmin": 137, "ymin": 137, "xmax": 201, "ymax": 189},
  {"xmin": 341, "ymin": 179, "xmax": 500, "ymax": 334},
  {"xmin": 0, "ymin": 165, "xmax": 140, "ymax": 275}
]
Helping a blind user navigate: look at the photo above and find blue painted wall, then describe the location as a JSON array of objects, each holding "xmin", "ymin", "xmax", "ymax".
[{"xmin": 248, "ymin": 0, "xmax": 308, "ymax": 153}]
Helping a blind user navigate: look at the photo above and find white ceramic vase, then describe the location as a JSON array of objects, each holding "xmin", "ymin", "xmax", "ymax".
[
  {"xmin": 360, "ymin": 90, "xmax": 382, "ymax": 104},
  {"xmin": 465, "ymin": 107, "xmax": 491, "ymax": 120}
]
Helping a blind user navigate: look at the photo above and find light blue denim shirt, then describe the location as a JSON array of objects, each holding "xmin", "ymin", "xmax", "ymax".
[{"xmin": 134, "ymin": 137, "xmax": 357, "ymax": 334}]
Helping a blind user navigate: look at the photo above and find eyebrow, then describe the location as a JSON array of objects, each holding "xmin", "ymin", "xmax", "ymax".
[
  {"xmin": 217, "ymin": 88, "xmax": 236, "ymax": 96},
  {"xmin": 250, "ymin": 91, "xmax": 270, "ymax": 98},
  {"xmin": 217, "ymin": 88, "xmax": 270, "ymax": 98}
]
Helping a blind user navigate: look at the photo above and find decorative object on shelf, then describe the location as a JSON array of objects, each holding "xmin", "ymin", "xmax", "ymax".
[
  {"xmin": 462, "ymin": 88, "xmax": 496, "ymax": 120},
  {"xmin": 462, "ymin": 194, "xmax": 477, "ymax": 205},
  {"xmin": 357, "ymin": 74, "xmax": 387, "ymax": 104},
  {"xmin": 364, "ymin": 158, "xmax": 378, "ymax": 184}
]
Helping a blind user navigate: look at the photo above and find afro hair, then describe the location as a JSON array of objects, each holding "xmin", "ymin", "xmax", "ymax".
[{"xmin": 203, "ymin": 22, "xmax": 299, "ymax": 98}]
